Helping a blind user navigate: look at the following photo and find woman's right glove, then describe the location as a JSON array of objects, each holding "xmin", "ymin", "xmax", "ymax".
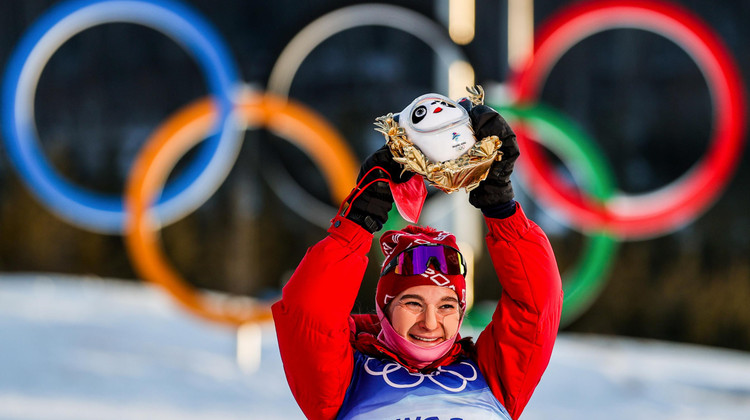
[
  {"xmin": 467, "ymin": 105, "xmax": 520, "ymax": 214},
  {"xmin": 340, "ymin": 145, "xmax": 413, "ymax": 233}
]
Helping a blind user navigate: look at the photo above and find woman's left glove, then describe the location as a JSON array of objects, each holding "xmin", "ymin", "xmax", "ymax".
[
  {"xmin": 467, "ymin": 105, "xmax": 520, "ymax": 212},
  {"xmin": 340, "ymin": 145, "xmax": 413, "ymax": 233}
]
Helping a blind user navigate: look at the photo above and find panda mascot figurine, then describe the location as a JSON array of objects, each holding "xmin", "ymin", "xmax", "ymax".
[
  {"xmin": 375, "ymin": 85, "xmax": 503, "ymax": 195},
  {"xmin": 398, "ymin": 93, "xmax": 476, "ymax": 163}
]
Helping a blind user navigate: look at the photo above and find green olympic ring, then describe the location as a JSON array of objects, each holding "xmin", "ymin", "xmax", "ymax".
[{"xmin": 464, "ymin": 103, "xmax": 619, "ymax": 329}]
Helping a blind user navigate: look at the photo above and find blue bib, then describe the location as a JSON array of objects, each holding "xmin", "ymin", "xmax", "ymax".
[{"xmin": 336, "ymin": 351, "xmax": 511, "ymax": 420}]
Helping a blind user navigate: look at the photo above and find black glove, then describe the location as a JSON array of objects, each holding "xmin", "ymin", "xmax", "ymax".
[
  {"xmin": 341, "ymin": 145, "xmax": 412, "ymax": 233},
  {"xmin": 468, "ymin": 105, "xmax": 520, "ymax": 211}
]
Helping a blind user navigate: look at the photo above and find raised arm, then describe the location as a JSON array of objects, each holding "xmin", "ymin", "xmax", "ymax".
[
  {"xmin": 466, "ymin": 103, "xmax": 563, "ymax": 419},
  {"xmin": 475, "ymin": 206, "xmax": 563, "ymax": 419},
  {"xmin": 272, "ymin": 216, "xmax": 372, "ymax": 420},
  {"xmin": 272, "ymin": 146, "xmax": 412, "ymax": 420}
]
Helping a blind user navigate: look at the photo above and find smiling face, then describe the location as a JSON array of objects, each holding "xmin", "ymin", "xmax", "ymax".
[
  {"xmin": 386, "ymin": 284, "xmax": 462, "ymax": 348},
  {"xmin": 408, "ymin": 96, "xmax": 466, "ymax": 132}
]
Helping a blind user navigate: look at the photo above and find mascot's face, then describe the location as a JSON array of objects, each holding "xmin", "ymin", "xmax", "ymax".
[
  {"xmin": 398, "ymin": 93, "xmax": 474, "ymax": 162},
  {"xmin": 408, "ymin": 97, "xmax": 466, "ymax": 132}
]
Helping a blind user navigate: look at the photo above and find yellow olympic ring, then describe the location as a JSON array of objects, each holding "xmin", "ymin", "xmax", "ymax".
[{"xmin": 124, "ymin": 92, "xmax": 359, "ymax": 325}]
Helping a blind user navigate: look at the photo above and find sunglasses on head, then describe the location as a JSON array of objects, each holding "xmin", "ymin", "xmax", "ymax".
[{"xmin": 381, "ymin": 244, "xmax": 467, "ymax": 276}]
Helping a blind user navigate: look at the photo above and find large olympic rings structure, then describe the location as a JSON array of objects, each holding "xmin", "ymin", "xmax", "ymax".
[{"xmin": 1, "ymin": 0, "xmax": 745, "ymax": 328}]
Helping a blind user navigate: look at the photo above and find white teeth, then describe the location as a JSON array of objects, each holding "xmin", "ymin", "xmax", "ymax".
[{"xmin": 411, "ymin": 335, "xmax": 439, "ymax": 342}]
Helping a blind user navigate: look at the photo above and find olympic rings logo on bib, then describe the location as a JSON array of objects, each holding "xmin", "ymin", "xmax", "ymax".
[
  {"xmin": 1, "ymin": 0, "xmax": 745, "ymax": 327},
  {"xmin": 363, "ymin": 357, "xmax": 478, "ymax": 393}
]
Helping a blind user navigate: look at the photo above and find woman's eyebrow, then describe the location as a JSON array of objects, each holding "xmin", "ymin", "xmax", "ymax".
[{"xmin": 399, "ymin": 294, "xmax": 458, "ymax": 303}]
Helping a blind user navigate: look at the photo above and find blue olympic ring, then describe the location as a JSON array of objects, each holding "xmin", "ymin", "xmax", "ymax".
[{"xmin": 1, "ymin": 0, "xmax": 241, "ymax": 233}]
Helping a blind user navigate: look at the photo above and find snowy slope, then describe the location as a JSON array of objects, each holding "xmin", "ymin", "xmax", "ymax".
[{"xmin": 1, "ymin": 274, "xmax": 749, "ymax": 420}]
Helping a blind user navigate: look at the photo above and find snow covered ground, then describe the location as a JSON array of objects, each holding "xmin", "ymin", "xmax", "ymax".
[{"xmin": 2, "ymin": 274, "xmax": 750, "ymax": 420}]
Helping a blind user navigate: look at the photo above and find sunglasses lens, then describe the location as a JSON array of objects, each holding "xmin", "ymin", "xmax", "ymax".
[{"xmin": 388, "ymin": 245, "xmax": 465, "ymax": 276}]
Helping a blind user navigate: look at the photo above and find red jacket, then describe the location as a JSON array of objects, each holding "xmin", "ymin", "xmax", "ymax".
[{"xmin": 272, "ymin": 204, "xmax": 562, "ymax": 419}]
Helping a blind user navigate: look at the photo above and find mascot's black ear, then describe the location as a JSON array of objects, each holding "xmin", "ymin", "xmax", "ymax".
[
  {"xmin": 393, "ymin": 113, "xmax": 400, "ymax": 123},
  {"xmin": 458, "ymin": 97, "xmax": 473, "ymax": 112}
]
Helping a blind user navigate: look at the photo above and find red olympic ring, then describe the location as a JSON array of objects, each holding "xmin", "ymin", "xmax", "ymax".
[{"xmin": 510, "ymin": 0, "xmax": 747, "ymax": 239}]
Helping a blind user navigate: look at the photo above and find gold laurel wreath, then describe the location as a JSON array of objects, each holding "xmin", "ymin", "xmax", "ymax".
[{"xmin": 374, "ymin": 85, "xmax": 503, "ymax": 193}]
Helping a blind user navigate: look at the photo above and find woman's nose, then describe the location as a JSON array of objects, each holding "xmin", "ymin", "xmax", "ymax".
[{"xmin": 422, "ymin": 305, "xmax": 439, "ymax": 330}]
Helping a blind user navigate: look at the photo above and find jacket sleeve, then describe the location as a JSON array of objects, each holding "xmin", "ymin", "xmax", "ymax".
[
  {"xmin": 474, "ymin": 203, "xmax": 563, "ymax": 420},
  {"xmin": 271, "ymin": 215, "xmax": 373, "ymax": 420}
]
